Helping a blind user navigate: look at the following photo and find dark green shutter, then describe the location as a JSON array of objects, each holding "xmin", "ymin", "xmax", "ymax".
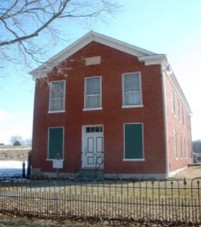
[
  {"xmin": 48, "ymin": 128, "xmax": 63, "ymax": 159},
  {"xmin": 125, "ymin": 124, "xmax": 143, "ymax": 159}
]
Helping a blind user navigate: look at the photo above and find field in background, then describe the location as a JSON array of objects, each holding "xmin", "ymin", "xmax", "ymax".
[{"xmin": 0, "ymin": 145, "xmax": 31, "ymax": 161}]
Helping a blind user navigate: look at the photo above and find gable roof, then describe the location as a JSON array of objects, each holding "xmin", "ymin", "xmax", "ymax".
[{"xmin": 30, "ymin": 31, "xmax": 166, "ymax": 78}]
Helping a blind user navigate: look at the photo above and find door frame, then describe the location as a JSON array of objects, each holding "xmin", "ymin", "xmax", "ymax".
[{"xmin": 81, "ymin": 125, "xmax": 104, "ymax": 169}]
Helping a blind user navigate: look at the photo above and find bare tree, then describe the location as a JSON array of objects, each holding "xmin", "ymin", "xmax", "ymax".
[
  {"xmin": 193, "ymin": 140, "xmax": 201, "ymax": 153},
  {"xmin": 10, "ymin": 136, "xmax": 23, "ymax": 145},
  {"xmin": 0, "ymin": 0, "xmax": 118, "ymax": 69}
]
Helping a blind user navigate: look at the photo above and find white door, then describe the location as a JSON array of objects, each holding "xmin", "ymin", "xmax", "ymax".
[{"xmin": 82, "ymin": 126, "xmax": 104, "ymax": 169}]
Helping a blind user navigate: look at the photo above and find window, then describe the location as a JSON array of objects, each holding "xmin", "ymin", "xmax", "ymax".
[
  {"xmin": 184, "ymin": 138, "xmax": 187, "ymax": 159},
  {"xmin": 171, "ymin": 90, "xmax": 176, "ymax": 114},
  {"xmin": 84, "ymin": 77, "xmax": 102, "ymax": 109},
  {"xmin": 177, "ymin": 99, "xmax": 180, "ymax": 121},
  {"xmin": 173, "ymin": 130, "xmax": 178, "ymax": 159},
  {"xmin": 124, "ymin": 123, "xmax": 144, "ymax": 160},
  {"xmin": 181, "ymin": 106, "xmax": 184, "ymax": 124},
  {"xmin": 48, "ymin": 127, "xmax": 64, "ymax": 159},
  {"xmin": 49, "ymin": 81, "xmax": 65, "ymax": 112},
  {"xmin": 86, "ymin": 126, "xmax": 103, "ymax": 133},
  {"xmin": 122, "ymin": 72, "xmax": 142, "ymax": 107},
  {"xmin": 180, "ymin": 134, "xmax": 183, "ymax": 159}
]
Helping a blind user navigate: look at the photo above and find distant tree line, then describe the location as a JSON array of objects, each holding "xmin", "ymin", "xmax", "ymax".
[
  {"xmin": 10, "ymin": 136, "xmax": 32, "ymax": 146},
  {"xmin": 192, "ymin": 140, "xmax": 201, "ymax": 153}
]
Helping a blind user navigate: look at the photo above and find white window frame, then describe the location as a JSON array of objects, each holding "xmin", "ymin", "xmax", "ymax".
[
  {"xmin": 49, "ymin": 80, "xmax": 66, "ymax": 113},
  {"xmin": 122, "ymin": 72, "xmax": 143, "ymax": 108},
  {"xmin": 83, "ymin": 76, "xmax": 102, "ymax": 111}
]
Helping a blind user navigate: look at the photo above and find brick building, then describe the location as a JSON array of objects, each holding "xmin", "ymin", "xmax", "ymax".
[{"xmin": 30, "ymin": 32, "xmax": 192, "ymax": 178}]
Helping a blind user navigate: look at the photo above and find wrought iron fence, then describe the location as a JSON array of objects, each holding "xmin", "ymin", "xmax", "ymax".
[{"xmin": 0, "ymin": 175, "xmax": 201, "ymax": 224}]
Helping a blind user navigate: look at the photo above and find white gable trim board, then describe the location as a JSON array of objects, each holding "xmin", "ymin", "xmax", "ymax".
[{"xmin": 30, "ymin": 31, "xmax": 166, "ymax": 78}]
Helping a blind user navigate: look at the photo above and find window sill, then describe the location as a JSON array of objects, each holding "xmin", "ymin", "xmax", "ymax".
[
  {"xmin": 46, "ymin": 159, "xmax": 64, "ymax": 161},
  {"xmin": 83, "ymin": 107, "xmax": 103, "ymax": 111},
  {"xmin": 123, "ymin": 159, "xmax": 145, "ymax": 162},
  {"xmin": 122, "ymin": 105, "xmax": 143, "ymax": 109},
  {"xmin": 48, "ymin": 110, "xmax": 65, "ymax": 114}
]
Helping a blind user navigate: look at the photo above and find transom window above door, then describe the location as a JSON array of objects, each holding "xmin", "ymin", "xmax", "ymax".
[
  {"xmin": 86, "ymin": 126, "xmax": 103, "ymax": 133},
  {"xmin": 122, "ymin": 72, "xmax": 143, "ymax": 107},
  {"xmin": 49, "ymin": 80, "xmax": 65, "ymax": 112},
  {"xmin": 84, "ymin": 76, "xmax": 102, "ymax": 110}
]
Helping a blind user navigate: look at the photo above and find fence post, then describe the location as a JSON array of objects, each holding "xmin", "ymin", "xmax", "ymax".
[{"xmin": 22, "ymin": 161, "xmax": 26, "ymax": 178}]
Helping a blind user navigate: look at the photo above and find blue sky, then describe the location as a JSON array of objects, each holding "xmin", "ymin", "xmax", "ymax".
[{"xmin": 0, "ymin": 0, "xmax": 201, "ymax": 144}]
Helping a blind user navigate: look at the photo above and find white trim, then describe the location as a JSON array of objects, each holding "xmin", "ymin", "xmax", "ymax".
[
  {"xmin": 82, "ymin": 124, "xmax": 104, "ymax": 169},
  {"xmin": 168, "ymin": 165, "xmax": 187, "ymax": 178},
  {"xmin": 30, "ymin": 31, "xmax": 164, "ymax": 78},
  {"xmin": 123, "ymin": 159, "xmax": 145, "ymax": 162},
  {"xmin": 84, "ymin": 76, "xmax": 102, "ymax": 110},
  {"xmin": 48, "ymin": 110, "xmax": 65, "ymax": 114},
  {"xmin": 162, "ymin": 61, "xmax": 191, "ymax": 114},
  {"xmin": 123, "ymin": 122, "xmax": 144, "ymax": 161},
  {"xmin": 122, "ymin": 105, "xmax": 143, "ymax": 109},
  {"xmin": 161, "ymin": 70, "xmax": 169, "ymax": 176},
  {"xmin": 83, "ymin": 107, "xmax": 103, "ymax": 111},
  {"xmin": 122, "ymin": 72, "xmax": 143, "ymax": 107},
  {"xmin": 138, "ymin": 54, "xmax": 166, "ymax": 65},
  {"xmin": 47, "ymin": 126, "xmax": 65, "ymax": 160}
]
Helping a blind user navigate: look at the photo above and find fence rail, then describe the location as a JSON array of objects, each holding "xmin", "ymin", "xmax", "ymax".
[{"xmin": 0, "ymin": 175, "xmax": 201, "ymax": 224}]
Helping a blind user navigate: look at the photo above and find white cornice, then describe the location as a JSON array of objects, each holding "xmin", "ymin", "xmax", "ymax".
[
  {"xmin": 161, "ymin": 60, "xmax": 191, "ymax": 114},
  {"xmin": 138, "ymin": 54, "xmax": 167, "ymax": 65},
  {"xmin": 30, "ymin": 31, "xmax": 162, "ymax": 78}
]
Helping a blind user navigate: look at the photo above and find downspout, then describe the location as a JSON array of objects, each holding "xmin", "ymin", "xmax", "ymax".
[{"xmin": 161, "ymin": 64, "xmax": 169, "ymax": 178}]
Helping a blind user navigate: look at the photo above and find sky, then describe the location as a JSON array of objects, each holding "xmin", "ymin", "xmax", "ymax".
[{"xmin": 0, "ymin": 0, "xmax": 201, "ymax": 144}]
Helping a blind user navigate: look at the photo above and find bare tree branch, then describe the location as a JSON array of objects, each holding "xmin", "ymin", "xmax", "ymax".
[
  {"xmin": 0, "ymin": 0, "xmax": 119, "ymax": 69},
  {"xmin": 0, "ymin": 0, "xmax": 70, "ymax": 47}
]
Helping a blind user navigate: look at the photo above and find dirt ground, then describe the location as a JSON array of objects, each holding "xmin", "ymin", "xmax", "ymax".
[
  {"xmin": 0, "ymin": 213, "xmax": 198, "ymax": 227},
  {"xmin": 0, "ymin": 213, "xmax": 105, "ymax": 227},
  {"xmin": 174, "ymin": 165, "xmax": 201, "ymax": 179}
]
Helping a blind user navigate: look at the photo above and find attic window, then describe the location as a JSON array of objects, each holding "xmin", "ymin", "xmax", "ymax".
[{"xmin": 85, "ymin": 56, "xmax": 101, "ymax": 66}]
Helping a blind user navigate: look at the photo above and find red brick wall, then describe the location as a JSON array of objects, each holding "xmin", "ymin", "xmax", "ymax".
[
  {"xmin": 32, "ymin": 42, "xmax": 168, "ymax": 175},
  {"xmin": 164, "ymin": 73, "xmax": 192, "ymax": 173}
]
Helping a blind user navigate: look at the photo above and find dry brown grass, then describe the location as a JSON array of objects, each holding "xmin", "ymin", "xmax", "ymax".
[{"xmin": 0, "ymin": 145, "xmax": 31, "ymax": 161}]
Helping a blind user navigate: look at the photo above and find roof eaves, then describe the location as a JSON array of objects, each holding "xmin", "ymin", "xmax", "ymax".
[
  {"xmin": 138, "ymin": 54, "xmax": 167, "ymax": 65},
  {"xmin": 30, "ymin": 31, "xmax": 95, "ymax": 78},
  {"xmin": 30, "ymin": 31, "xmax": 160, "ymax": 78},
  {"xmin": 161, "ymin": 60, "xmax": 192, "ymax": 114}
]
